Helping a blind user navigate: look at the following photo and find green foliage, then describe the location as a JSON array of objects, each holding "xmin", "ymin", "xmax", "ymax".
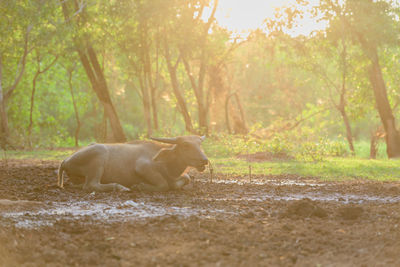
[
  {"xmin": 203, "ymin": 130, "xmax": 348, "ymax": 162},
  {"xmin": 1, "ymin": 0, "xmax": 400, "ymax": 160}
]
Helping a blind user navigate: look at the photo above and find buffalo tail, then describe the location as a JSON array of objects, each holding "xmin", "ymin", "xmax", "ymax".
[{"xmin": 57, "ymin": 161, "xmax": 65, "ymax": 188}]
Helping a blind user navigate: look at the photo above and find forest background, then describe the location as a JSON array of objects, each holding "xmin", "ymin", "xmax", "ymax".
[{"xmin": 2, "ymin": 0, "xmax": 400, "ymax": 161}]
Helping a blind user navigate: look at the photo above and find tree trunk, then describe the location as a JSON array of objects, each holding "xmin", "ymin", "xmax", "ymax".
[
  {"xmin": 102, "ymin": 108, "xmax": 107, "ymax": 142},
  {"xmin": 150, "ymin": 82, "xmax": 158, "ymax": 130},
  {"xmin": 370, "ymin": 132, "xmax": 379, "ymax": 159},
  {"xmin": 225, "ymin": 92, "xmax": 235, "ymax": 134},
  {"xmin": 233, "ymin": 92, "xmax": 248, "ymax": 134},
  {"xmin": 163, "ymin": 42, "xmax": 196, "ymax": 134},
  {"xmin": 338, "ymin": 42, "xmax": 355, "ymax": 155},
  {"xmin": 86, "ymin": 46, "xmax": 126, "ymax": 142},
  {"xmin": 67, "ymin": 68, "xmax": 81, "ymax": 147},
  {"xmin": 181, "ymin": 56, "xmax": 208, "ymax": 134},
  {"xmin": 0, "ymin": 27, "xmax": 31, "ymax": 145},
  {"xmin": 61, "ymin": 1, "xmax": 126, "ymax": 143},
  {"xmin": 27, "ymin": 71, "xmax": 40, "ymax": 148},
  {"xmin": 370, "ymin": 126, "xmax": 385, "ymax": 159},
  {"xmin": 0, "ymin": 56, "xmax": 9, "ymax": 146},
  {"xmin": 138, "ymin": 74, "xmax": 153, "ymax": 137},
  {"xmin": 27, "ymin": 53, "xmax": 58, "ymax": 148},
  {"xmin": 146, "ymin": 33, "xmax": 159, "ymax": 131},
  {"xmin": 197, "ymin": 58, "xmax": 208, "ymax": 134},
  {"xmin": 365, "ymin": 45, "xmax": 400, "ymax": 158},
  {"xmin": 338, "ymin": 107, "xmax": 355, "ymax": 154}
]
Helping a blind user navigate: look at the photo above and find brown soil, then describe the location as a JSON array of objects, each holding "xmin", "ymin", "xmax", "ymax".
[{"xmin": 1, "ymin": 159, "xmax": 400, "ymax": 266}]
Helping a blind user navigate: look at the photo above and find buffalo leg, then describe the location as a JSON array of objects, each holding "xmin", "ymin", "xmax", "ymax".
[
  {"xmin": 85, "ymin": 183, "xmax": 130, "ymax": 192},
  {"xmin": 170, "ymin": 174, "xmax": 190, "ymax": 190},
  {"xmin": 135, "ymin": 164, "xmax": 169, "ymax": 192},
  {"xmin": 136, "ymin": 173, "xmax": 169, "ymax": 192},
  {"xmin": 83, "ymin": 163, "xmax": 130, "ymax": 192}
]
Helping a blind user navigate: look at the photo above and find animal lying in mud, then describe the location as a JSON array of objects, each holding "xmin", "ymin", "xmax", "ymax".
[{"xmin": 57, "ymin": 135, "xmax": 209, "ymax": 192}]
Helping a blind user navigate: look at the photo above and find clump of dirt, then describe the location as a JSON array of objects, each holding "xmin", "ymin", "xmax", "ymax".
[
  {"xmin": 282, "ymin": 198, "xmax": 328, "ymax": 218},
  {"xmin": 337, "ymin": 205, "xmax": 364, "ymax": 220},
  {"xmin": 237, "ymin": 151, "xmax": 293, "ymax": 162}
]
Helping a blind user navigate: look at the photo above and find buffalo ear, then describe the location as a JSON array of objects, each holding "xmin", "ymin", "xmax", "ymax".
[{"xmin": 153, "ymin": 145, "xmax": 177, "ymax": 162}]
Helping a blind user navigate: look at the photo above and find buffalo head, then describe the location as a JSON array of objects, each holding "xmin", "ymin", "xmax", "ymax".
[{"xmin": 151, "ymin": 135, "xmax": 209, "ymax": 171}]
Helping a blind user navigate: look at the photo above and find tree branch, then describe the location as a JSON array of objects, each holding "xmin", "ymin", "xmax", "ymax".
[{"xmin": 4, "ymin": 25, "xmax": 32, "ymax": 100}]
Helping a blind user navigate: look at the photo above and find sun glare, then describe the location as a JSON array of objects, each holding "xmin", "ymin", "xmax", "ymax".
[{"xmin": 211, "ymin": 0, "xmax": 326, "ymax": 37}]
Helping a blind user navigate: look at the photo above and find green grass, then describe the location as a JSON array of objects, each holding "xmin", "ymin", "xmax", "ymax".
[
  {"xmin": 210, "ymin": 157, "xmax": 400, "ymax": 181},
  {"xmin": 1, "ymin": 149, "xmax": 75, "ymax": 161}
]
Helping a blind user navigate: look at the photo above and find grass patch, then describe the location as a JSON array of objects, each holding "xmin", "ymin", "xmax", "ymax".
[
  {"xmin": 1, "ymin": 149, "xmax": 75, "ymax": 161},
  {"xmin": 210, "ymin": 157, "xmax": 400, "ymax": 181}
]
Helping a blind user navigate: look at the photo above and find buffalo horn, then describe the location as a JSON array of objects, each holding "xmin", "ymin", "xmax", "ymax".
[{"xmin": 150, "ymin": 137, "xmax": 178, "ymax": 144}]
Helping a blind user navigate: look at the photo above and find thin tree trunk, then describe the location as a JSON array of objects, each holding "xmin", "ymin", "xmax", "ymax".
[
  {"xmin": 137, "ymin": 17, "xmax": 153, "ymax": 137},
  {"xmin": 338, "ymin": 42, "xmax": 355, "ymax": 154},
  {"xmin": 27, "ymin": 53, "xmax": 58, "ymax": 148},
  {"xmin": 86, "ymin": 45, "xmax": 126, "ymax": 142},
  {"xmin": 225, "ymin": 92, "xmax": 235, "ymax": 134},
  {"xmin": 181, "ymin": 55, "xmax": 208, "ymax": 133},
  {"xmin": 146, "ymin": 31, "xmax": 159, "ymax": 131},
  {"xmin": 27, "ymin": 71, "xmax": 40, "ymax": 147},
  {"xmin": 67, "ymin": 68, "xmax": 81, "ymax": 147},
  {"xmin": 370, "ymin": 132, "xmax": 378, "ymax": 159},
  {"xmin": 0, "ymin": 27, "xmax": 31, "ymax": 144},
  {"xmin": 61, "ymin": 1, "xmax": 126, "ymax": 143},
  {"xmin": 233, "ymin": 92, "xmax": 248, "ymax": 133},
  {"xmin": 164, "ymin": 41, "xmax": 196, "ymax": 134},
  {"xmin": 365, "ymin": 44, "xmax": 400, "ymax": 157},
  {"xmin": 138, "ymin": 73, "xmax": 152, "ymax": 137},
  {"xmin": 102, "ymin": 108, "xmax": 107, "ymax": 142},
  {"xmin": 0, "ymin": 56, "xmax": 9, "ymax": 146},
  {"xmin": 149, "ymin": 81, "xmax": 158, "ymax": 130},
  {"xmin": 339, "ymin": 107, "xmax": 355, "ymax": 154}
]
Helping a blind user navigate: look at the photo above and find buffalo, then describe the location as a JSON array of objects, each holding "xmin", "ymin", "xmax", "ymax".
[{"xmin": 57, "ymin": 135, "xmax": 209, "ymax": 192}]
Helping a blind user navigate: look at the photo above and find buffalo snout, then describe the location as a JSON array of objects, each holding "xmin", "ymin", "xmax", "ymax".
[
  {"xmin": 194, "ymin": 155, "xmax": 209, "ymax": 172},
  {"xmin": 200, "ymin": 158, "xmax": 209, "ymax": 166}
]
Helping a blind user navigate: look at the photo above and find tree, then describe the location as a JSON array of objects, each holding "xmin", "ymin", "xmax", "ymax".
[
  {"xmin": 60, "ymin": 0, "xmax": 126, "ymax": 142},
  {"xmin": 320, "ymin": 0, "xmax": 400, "ymax": 158},
  {"xmin": 179, "ymin": 0, "xmax": 219, "ymax": 134},
  {"xmin": 0, "ymin": 11, "xmax": 32, "ymax": 146},
  {"xmin": 27, "ymin": 49, "xmax": 58, "ymax": 148}
]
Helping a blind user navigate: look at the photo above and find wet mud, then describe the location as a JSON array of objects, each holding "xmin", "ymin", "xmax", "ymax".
[{"xmin": 1, "ymin": 159, "xmax": 400, "ymax": 266}]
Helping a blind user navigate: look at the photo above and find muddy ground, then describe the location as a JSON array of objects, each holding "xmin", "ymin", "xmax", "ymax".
[{"xmin": 1, "ymin": 159, "xmax": 400, "ymax": 266}]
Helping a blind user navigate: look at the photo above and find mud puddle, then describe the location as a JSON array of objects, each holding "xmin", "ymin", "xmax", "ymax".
[
  {"xmin": 2, "ymin": 190, "xmax": 400, "ymax": 229},
  {"xmin": 0, "ymin": 199, "xmax": 225, "ymax": 228}
]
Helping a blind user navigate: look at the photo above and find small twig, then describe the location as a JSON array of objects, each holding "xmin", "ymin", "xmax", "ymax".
[
  {"xmin": 209, "ymin": 161, "xmax": 214, "ymax": 183},
  {"xmin": 190, "ymin": 174, "xmax": 196, "ymax": 189},
  {"xmin": 249, "ymin": 165, "xmax": 252, "ymax": 183}
]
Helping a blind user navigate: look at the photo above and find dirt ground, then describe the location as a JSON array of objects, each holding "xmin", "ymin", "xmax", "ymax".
[{"xmin": 1, "ymin": 159, "xmax": 400, "ymax": 266}]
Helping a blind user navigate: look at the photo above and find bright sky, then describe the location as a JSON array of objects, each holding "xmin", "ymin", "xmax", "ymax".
[{"xmin": 212, "ymin": 0, "xmax": 326, "ymax": 37}]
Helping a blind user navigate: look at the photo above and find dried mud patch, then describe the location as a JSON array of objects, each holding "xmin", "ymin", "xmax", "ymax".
[{"xmin": 1, "ymin": 159, "xmax": 400, "ymax": 266}]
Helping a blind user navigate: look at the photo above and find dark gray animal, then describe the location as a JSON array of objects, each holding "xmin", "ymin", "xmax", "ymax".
[{"xmin": 57, "ymin": 136, "xmax": 208, "ymax": 192}]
